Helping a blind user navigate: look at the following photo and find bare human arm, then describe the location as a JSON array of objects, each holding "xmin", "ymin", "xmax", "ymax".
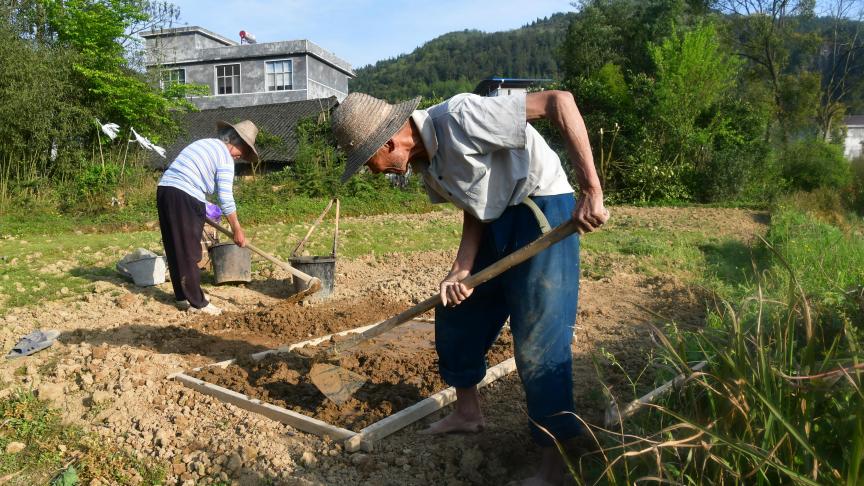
[
  {"xmin": 440, "ymin": 90, "xmax": 606, "ymax": 307},
  {"xmin": 225, "ymin": 211, "xmax": 246, "ymax": 247},
  {"xmin": 440, "ymin": 210, "xmax": 484, "ymax": 306},
  {"xmin": 526, "ymin": 90, "xmax": 609, "ymax": 234}
]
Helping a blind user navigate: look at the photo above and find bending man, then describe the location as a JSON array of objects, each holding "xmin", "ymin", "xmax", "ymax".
[{"xmin": 331, "ymin": 90, "xmax": 608, "ymax": 485}]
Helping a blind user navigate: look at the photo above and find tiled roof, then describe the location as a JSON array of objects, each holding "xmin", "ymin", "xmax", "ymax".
[
  {"xmin": 153, "ymin": 97, "xmax": 338, "ymax": 167},
  {"xmin": 845, "ymin": 115, "xmax": 864, "ymax": 127}
]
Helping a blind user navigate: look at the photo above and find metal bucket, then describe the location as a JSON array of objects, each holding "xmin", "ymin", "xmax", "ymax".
[
  {"xmin": 209, "ymin": 243, "xmax": 252, "ymax": 284},
  {"xmin": 289, "ymin": 255, "xmax": 336, "ymax": 301},
  {"xmin": 289, "ymin": 198, "xmax": 340, "ymax": 302}
]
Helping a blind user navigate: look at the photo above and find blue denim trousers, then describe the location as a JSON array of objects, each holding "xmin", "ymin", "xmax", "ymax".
[{"xmin": 435, "ymin": 193, "xmax": 582, "ymax": 445}]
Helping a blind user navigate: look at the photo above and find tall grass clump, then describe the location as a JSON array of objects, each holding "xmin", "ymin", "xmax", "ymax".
[{"xmin": 569, "ymin": 205, "xmax": 863, "ymax": 485}]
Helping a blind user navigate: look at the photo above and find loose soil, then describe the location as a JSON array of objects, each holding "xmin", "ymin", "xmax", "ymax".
[
  {"xmin": 0, "ymin": 207, "xmax": 769, "ymax": 485},
  {"xmin": 193, "ymin": 324, "xmax": 513, "ymax": 430}
]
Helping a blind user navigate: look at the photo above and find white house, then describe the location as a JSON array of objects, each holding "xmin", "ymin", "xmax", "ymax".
[
  {"xmin": 844, "ymin": 115, "xmax": 864, "ymax": 160},
  {"xmin": 141, "ymin": 26, "xmax": 354, "ymax": 109}
]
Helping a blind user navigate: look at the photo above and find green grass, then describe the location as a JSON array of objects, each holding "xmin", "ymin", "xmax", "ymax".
[
  {"xmin": 580, "ymin": 216, "xmax": 766, "ymax": 295},
  {"xmin": 2, "ymin": 200, "xmax": 767, "ymax": 314},
  {"xmin": 0, "ymin": 391, "xmax": 164, "ymax": 485},
  {"xmin": 574, "ymin": 203, "xmax": 864, "ymax": 485},
  {"xmin": 0, "ymin": 230, "xmax": 164, "ymax": 310},
  {"xmin": 0, "ymin": 204, "xmax": 461, "ymax": 312},
  {"xmin": 0, "ymin": 173, "xmax": 438, "ymax": 237}
]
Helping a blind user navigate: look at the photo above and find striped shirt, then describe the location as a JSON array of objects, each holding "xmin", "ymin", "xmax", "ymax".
[{"xmin": 158, "ymin": 139, "xmax": 237, "ymax": 215}]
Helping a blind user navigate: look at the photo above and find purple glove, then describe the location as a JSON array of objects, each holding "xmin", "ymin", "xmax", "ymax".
[{"xmin": 205, "ymin": 203, "xmax": 222, "ymax": 220}]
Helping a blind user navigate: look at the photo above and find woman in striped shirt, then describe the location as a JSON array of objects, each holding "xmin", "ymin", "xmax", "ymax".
[{"xmin": 156, "ymin": 120, "xmax": 259, "ymax": 316}]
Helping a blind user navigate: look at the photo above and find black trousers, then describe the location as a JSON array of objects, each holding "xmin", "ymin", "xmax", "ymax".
[{"xmin": 156, "ymin": 186, "xmax": 208, "ymax": 309}]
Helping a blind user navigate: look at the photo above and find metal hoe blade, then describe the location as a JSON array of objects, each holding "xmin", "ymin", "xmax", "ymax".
[{"xmin": 309, "ymin": 362, "xmax": 367, "ymax": 404}]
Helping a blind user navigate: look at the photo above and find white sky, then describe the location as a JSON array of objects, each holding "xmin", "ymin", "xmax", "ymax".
[{"xmin": 168, "ymin": 0, "xmax": 574, "ymax": 68}]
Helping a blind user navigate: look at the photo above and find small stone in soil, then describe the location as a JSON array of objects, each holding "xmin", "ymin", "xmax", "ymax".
[
  {"xmin": 301, "ymin": 451, "xmax": 317, "ymax": 468},
  {"xmin": 226, "ymin": 453, "xmax": 242, "ymax": 472},
  {"xmin": 350, "ymin": 453, "xmax": 371, "ymax": 467},
  {"xmin": 37, "ymin": 382, "xmax": 64, "ymax": 404},
  {"xmin": 5, "ymin": 442, "xmax": 25, "ymax": 454},
  {"xmin": 91, "ymin": 390, "xmax": 113, "ymax": 404}
]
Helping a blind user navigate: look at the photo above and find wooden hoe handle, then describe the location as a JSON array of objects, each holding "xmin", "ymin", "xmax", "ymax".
[{"xmin": 329, "ymin": 218, "xmax": 579, "ymax": 355}]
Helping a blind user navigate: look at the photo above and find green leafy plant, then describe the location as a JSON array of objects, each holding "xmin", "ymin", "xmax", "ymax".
[
  {"xmin": 781, "ymin": 139, "xmax": 851, "ymax": 192},
  {"xmin": 567, "ymin": 206, "xmax": 864, "ymax": 485},
  {"xmin": 76, "ymin": 163, "xmax": 120, "ymax": 196}
]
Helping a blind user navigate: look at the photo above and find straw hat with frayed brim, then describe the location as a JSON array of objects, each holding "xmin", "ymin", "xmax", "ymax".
[
  {"xmin": 331, "ymin": 93, "xmax": 421, "ymax": 183},
  {"xmin": 216, "ymin": 120, "xmax": 259, "ymax": 164}
]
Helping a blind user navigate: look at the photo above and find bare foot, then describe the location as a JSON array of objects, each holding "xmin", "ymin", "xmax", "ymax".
[
  {"xmin": 418, "ymin": 410, "xmax": 485, "ymax": 435},
  {"xmin": 419, "ymin": 386, "xmax": 485, "ymax": 435}
]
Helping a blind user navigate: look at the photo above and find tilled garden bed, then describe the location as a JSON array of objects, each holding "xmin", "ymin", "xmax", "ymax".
[{"xmin": 190, "ymin": 322, "xmax": 514, "ymax": 430}]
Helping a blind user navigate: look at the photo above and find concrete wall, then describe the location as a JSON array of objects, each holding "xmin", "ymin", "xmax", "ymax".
[
  {"xmin": 144, "ymin": 29, "xmax": 235, "ymax": 65},
  {"xmin": 181, "ymin": 56, "xmax": 308, "ymax": 96},
  {"xmin": 144, "ymin": 31, "xmax": 353, "ymax": 107},
  {"xmin": 190, "ymin": 90, "xmax": 309, "ymax": 109},
  {"xmin": 187, "ymin": 40, "xmax": 352, "ymax": 75},
  {"xmin": 846, "ymin": 126, "xmax": 864, "ymax": 159},
  {"xmin": 306, "ymin": 56, "xmax": 349, "ymax": 101}
]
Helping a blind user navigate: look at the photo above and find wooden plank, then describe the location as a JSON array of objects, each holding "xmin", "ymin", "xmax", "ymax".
[
  {"xmin": 604, "ymin": 361, "xmax": 708, "ymax": 428},
  {"xmin": 173, "ymin": 373, "xmax": 357, "ymax": 441},
  {"xmin": 174, "ymin": 320, "xmax": 517, "ymax": 451},
  {"xmin": 344, "ymin": 357, "xmax": 518, "ymax": 452}
]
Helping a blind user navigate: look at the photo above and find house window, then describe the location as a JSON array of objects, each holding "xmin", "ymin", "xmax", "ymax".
[
  {"xmin": 160, "ymin": 68, "xmax": 185, "ymax": 89},
  {"xmin": 266, "ymin": 60, "xmax": 293, "ymax": 91},
  {"xmin": 216, "ymin": 64, "xmax": 241, "ymax": 95}
]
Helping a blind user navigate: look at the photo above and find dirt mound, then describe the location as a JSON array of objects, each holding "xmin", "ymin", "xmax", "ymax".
[
  {"xmin": 189, "ymin": 292, "xmax": 411, "ymax": 342},
  {"xmin": 193, "ymin": 326, "xmax": 514, "ymax": 430}
]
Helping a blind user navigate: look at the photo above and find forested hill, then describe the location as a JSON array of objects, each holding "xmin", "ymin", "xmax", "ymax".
[{"xmin": 350, "ymin": 13, "xmax": 575, "ymax": 102}]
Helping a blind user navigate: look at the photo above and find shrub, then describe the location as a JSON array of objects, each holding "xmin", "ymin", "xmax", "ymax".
[
  {"xmin": 848, "ymin": 154, "xmax": 864, "ymax": 214},
  {"xmin": 71, "ymin": 163, "xmax": 121, "ymax": 211},
  {"xmin": 780, "ymin": 140, "xmax": 851, "ymax": 192}
]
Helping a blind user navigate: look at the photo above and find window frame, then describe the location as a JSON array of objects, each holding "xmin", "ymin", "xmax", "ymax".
[
  {"xmin": 214, "ymin": 63, "xmax": 242, "ymax": 95},
  {"xmin": 265, "ymin": 59, "xmax": 294, "ymax": 92},
  {"xmin": 159, "ymin": 68, "xmax": 186, "ymax": 90}
]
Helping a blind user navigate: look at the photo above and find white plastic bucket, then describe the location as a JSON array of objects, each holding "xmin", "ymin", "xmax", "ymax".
[{"xmin": 125, "ymin": 256, "xmax": 167, "ymax": 286}]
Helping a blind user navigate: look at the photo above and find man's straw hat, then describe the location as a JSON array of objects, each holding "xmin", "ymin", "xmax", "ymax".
[
  {"xmin": 331, "ymin": 93, "xmax": 421, "ymax": 183},
  {"xmin": 216, "ymin": 120, "xmax": 259, "ymax": 164}
]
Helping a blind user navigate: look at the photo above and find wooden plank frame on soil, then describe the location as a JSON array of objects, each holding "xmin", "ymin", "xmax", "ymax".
[{"xmin": 170, "ymin": 320, "xmax": 518, "ymax": 452}]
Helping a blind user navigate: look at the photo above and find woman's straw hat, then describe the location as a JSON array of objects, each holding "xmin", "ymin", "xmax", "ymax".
[
  {"xmin": 330, "ymin": 93, "xmax": 421, "ymax": 183},
  {"xmin": 216, "ymin": 120, "xmax": 260, "ymax": 163}
]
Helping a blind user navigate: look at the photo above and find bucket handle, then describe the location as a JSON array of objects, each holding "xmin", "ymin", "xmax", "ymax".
[{"xmin": 292, "ymin": 198, "xmax": 339, "ymax": 258}]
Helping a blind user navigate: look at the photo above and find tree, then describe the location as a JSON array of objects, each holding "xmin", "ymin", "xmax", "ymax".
[
  {"xmin": 351, "ymin": 14, "xmax": 573, "ymax": 101},
  {"xmin": 650, "ymin": 22, "xmax": 742, "ymax": 186},
  {"xmin": 815, "ymin": 0, "xmax": 864, "ymax": 140},
  {"xmin": 563, "ymin": 0, "xmax": 717, "ymax": 79},
  {"xmin": 0, "ymin": 0, "xmax": 194, "ymax": 195},
  {"xmin": 0, "ymin": 14, "xmax": 89, "ymax": 183},
  {"xmin": 713, "ymin": 0, "xmax": 822, "ymax": 139},
  {"xmin": 42, "ymin": 0, "xmax": 185, "ymax": 138}
]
